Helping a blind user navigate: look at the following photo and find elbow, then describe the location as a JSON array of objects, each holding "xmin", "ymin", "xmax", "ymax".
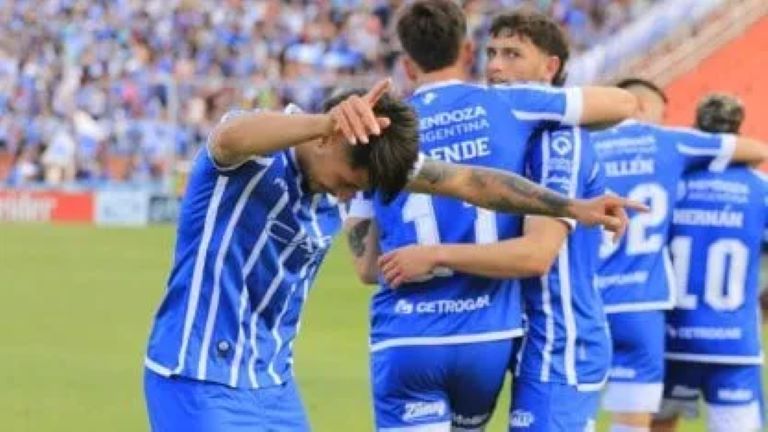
[
  {"xmin": 519, "ymin": 252, "xmax": 556, "ymax": 278},
  {"xmin": 209, "ymin": 125, "xmax": 240, "ymax": 165},
  {"xmin": 354, "ymin": 264, "xmax": 378, "ymax": 285},
  {"xmin": 619, "ymin": 90, "xmax": 640, "ymax": 120}
]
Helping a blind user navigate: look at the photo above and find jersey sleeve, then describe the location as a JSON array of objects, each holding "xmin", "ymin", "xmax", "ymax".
[
  {"xmin": 668, "ymin": 126, "xmax": 736, "ymax": 173},
  {"xmin": 493, "ymin": 83, "xmax": 582, "ymax": 127},
  {"xmin": 348, "ymin": 191, "xmax": 375, "ymax": 219},
  {"xmin": 526, "ymin": 126, "xmax": 588, "ymax": 229}
]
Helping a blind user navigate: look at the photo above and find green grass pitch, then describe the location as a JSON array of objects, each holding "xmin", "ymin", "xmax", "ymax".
[{"xmin": 1, "ymin": 224, "xmax": 760, "ymax": 430}]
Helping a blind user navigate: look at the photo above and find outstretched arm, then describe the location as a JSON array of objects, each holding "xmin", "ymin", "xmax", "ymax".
[
  {"xmin": 406, "ymin": 158, "xmax": 642, "ymax": 234},
  {"xmin": 209, "ymin": 79, "xmax": 392, "ymax": 167},
  {"xmin": 579, "ymin": 86, "xmax": 639, "ymax": 125}
]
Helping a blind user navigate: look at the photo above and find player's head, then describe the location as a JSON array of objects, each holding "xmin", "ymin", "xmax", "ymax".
[
  {"xmin": 485, "ymin": 10, "xmax": 569, "ymax": 86},
  {"xmin": 396, "ymin": 0, "xmax": 473, "ymax": 81},
  {"xmin": 695, "ymin": 93, "xmax": 744, "ymax": 134},
  {"xmin": 616, "ymin": 77, "xmax": 668, "ymax": 124},
  {"xmin": 301, "ymin": 89, "xmax": 419, "ymax": 203}
]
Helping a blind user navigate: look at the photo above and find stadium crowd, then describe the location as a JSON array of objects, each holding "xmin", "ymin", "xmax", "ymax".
[{"xmin": 0, "ymin": 0, "xmax": 659, "ymax": 187}]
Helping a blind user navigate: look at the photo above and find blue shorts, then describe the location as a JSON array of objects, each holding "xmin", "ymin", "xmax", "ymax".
[
  {"xmin": 144, "ymin": 369, "xmax": 310, "ymax": 432},
  {"xmin": 371, "ymin": 339, "xmax": 513, "ymax": 431},
  {"xmin": 657, "ymin": 361, "xmax": 764, "ymax": 431},
  {"xmin": 602, "ymin": 310, "xmax": 666, "ymax": 412},
  {"xmin": 509, "ymin": 379, "xmax": 600, "ymax": 431}
]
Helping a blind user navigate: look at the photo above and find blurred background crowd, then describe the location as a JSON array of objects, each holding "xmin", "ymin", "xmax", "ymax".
[{"xmin": 0, "ymin": 0, "xmax": 659, "ymax": 188}]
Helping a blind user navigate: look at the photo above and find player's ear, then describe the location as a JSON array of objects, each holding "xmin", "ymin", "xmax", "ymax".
[
  {"xmin": 462, "ymin": 40, "xmax": 475, "ymax": 68},
  {"xmin": 545, "ymin": 55, "xmax": 561, "ymax": 84},
  {"xmin": 402, "ymin": 56, "xmax": 419, "ymax": 82}
]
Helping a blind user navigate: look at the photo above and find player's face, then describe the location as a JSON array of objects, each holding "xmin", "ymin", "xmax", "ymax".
[
  {"xmin": 304, "ymin": 138, "xmax": 370, "ymax": 201},
  {"xmin": 485, "ymin": 34, "xmax": 556, "ymax": 84}
]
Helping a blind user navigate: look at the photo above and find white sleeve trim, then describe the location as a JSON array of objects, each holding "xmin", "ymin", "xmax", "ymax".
[
  {"xmin": 348, "ymin": 196, "xmax": 374, "ymax": 219},
  {"xmin": 562, "ymin": 87, "xmax": 583, "ymax": 125},
  {"xmin": 408, "ymin": 153, "xmax": 427, "ymax": 181},
  {"xmin": 708, "ymin": 134, "xmax": 736, "ymax": 172}
]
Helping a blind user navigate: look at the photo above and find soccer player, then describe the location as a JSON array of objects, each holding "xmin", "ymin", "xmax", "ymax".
[
  {"xmin": 652, "ymin": 94, "xmax": 765, "ymax": 432},
  {"xmin": 591, "ymin": 79, "xmax": 768, "ymax": 431},
  {"xmin": 143, "ymin": 80, "xmax": 639, "ymax": 431},
  {"xmin": 345, "ymin": 1, "xmax": 643, "ymax": 431},
  {"xmin": 379, "ymin": 10, "xmax": 613, "ymax": 431}
]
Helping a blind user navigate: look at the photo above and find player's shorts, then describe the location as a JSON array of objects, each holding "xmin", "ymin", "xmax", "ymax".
[
  {"xmin": 656, "ymin": 361, "xmax": 764, "ymax": 432},
  {"xmin": 370, "ymin": 338, "xmax": 514, "ymax": 431},
  {"xmin": 144, "ymin": 368, "xmax": 310, "ymax": 432},
  {"xmin": 509, "ymin": 378, "xmax": 599, "ymax": 431},
  {"xmin": 602, "ymin": 309, "xmax": 665, "ymax": 413}
]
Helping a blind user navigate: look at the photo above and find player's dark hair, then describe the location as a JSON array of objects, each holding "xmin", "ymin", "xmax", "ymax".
[
  {"xmin": 396, "ymin": 0, "xmax": 466, "ymax": 73},
  {"xmin": 616, "ymin": 78, "xmax": 668, "ymax": 104},
  {"xmin": 322, "ymin": 89, "xmax": 419, "ymax": 203},
  {"xmin": 489, "ymin": 11, "xmax": 570, "ymax": 86},
  {"xmin": 695, "ymin": 93, "xmax": 745, "ymax": 134}
]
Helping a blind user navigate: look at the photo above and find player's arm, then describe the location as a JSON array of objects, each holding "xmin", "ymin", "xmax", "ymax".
[
  {"xmin": 498, "ymin": 84, "xmax": 638, "ymax": 127},
  {"xmin": 343, "ymin": 194, "xmax": 380, "ymax": 284},
  {"xmin": 672, "ymin": 127, "xmax": 768, "ymax": 172},
  {"xmin": 730, "ymin": 136, "xmax": 768, "ymax": 166},
  {"xmin": 379, "ymin": 217, "xmax": 568, "ymax": 287},
  {"xmin": 406, "ymin": 158, "xmax": 640, "ymax": 234},
  {"xmin": 578, "ymin": 86, "xmax": 639, "ymax": 125},
  {"xmin": 209, "ymin": 79, "xmax": 392, "ymax": 167}
]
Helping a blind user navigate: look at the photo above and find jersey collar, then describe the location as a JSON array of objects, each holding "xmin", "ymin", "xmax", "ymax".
[{"xmin": 413, "ymin": 79, "xmax": 464, "ymax": 95}]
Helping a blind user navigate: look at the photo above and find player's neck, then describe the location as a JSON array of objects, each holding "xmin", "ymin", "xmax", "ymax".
[{"xmin": 415, "ymin": 65, "xmax": 468, "ymax": 88}]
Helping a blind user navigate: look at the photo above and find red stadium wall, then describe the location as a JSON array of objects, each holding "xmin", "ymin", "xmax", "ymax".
[{"xmin": 664, "ymin": 16, "xmax": 768, "ymax": 140}]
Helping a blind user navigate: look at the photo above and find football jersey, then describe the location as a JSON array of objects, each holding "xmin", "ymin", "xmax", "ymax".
[
  {"xmin": 591, "ymin": 120, "xmax": 735, "ymax": 313},
  {"xmin": 363, "ymin": 80, "xmax": 583, "ymax": 352},
  {"xmin": 515, "ymin": 125, "xmax": 611, "ymax": 389},
  {"xmin": 666, "ymin": 167, "xmax": 768, "ymax": 364},
  {"xmin": 145, "ymin": 110, "xmax": 343, "ymax": 389}
]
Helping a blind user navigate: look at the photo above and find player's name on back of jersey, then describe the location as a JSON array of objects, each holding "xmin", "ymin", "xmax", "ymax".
[
  {"xmin": 673, "ymin": 209, "xmax": 744, "ymax": 228},
  {"xmin": 602, "ymin": 158, "xmax": 655, "ymax": 177}
]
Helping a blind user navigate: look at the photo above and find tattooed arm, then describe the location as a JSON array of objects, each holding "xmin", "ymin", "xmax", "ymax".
[
  {"xmin": 406, "ymin": 158, "xmax": 643, "ymax": 233},
  {"xmin": 344, "ymin": 194, "xmax": 381, "ymax": 284}
]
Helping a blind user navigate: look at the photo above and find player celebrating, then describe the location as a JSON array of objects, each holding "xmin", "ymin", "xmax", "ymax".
[
  {"xmin": 143, "ymin": 80, "xmax": 639, "ymax": 431},
  {"xmin": 652, "ymin": 94, "xmax": 765, "ymax": 432},
  {"xmin": 379, "ymin": 10, "xmax": 614, "ymax": 431},
  {"xmin": 592, "ymin": 79, "xmax": 768, "ymax": 431},
  {"xmin": 345, "ymin": 1, "xmax": 643, "ymax": 430}
]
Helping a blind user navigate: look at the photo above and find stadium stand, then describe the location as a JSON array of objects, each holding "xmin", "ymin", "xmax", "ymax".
[{"xmin": 0, "ymin": 0, "xmax": 661, "ymax": 187}]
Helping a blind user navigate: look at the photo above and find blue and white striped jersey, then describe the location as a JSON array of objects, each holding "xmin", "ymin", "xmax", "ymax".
[
  {"xmin": 516, "ymin": 126, "xmax": 611, "ymax": 390},
  {"xmin": 666, "ymin": 167, "xmax": 768, "ymax": 365},
  {"xmin": 359, "ymin": 80, "xmax": 583, "ymax": 352},
  {"xmin": 145, "ymin": 115, "xmax": 343, "ymax": 389},
  {"xmin": 590, "ymin": 120, "xmax": 735, "ymax": 313}
]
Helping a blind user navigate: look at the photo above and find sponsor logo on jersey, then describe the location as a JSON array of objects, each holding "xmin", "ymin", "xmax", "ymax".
[
  {"xmin": 608, "ymin": 366, "xmax": 636, "ymax": 379},
  {"xmin": 718, "ymin": 388, "xmax": 753, "ymax": 402},
  {"xmin": 402, "ymin": 401, "xmax": 447, "ymax": 422},
  {"xmin": 551, "ymin": 135, "xmax": 573, "ymax": 156},
  {"xmin": 453, "ymin": 413, "xmax": 489, "ymax": 427},
  {"xmin": 393, "ymin": 295, "xmax": 492, "ymax": 315},
  {"xmin": 671, "ymin": 385, "xmax": 700, "ymax": 398},
  {"xmin": 509, "ymin": 410, "xmax": 535, "ymax": 428}
]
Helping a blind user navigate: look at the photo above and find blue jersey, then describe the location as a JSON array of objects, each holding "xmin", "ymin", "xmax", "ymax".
[
  {"xmin": 367, "ymin": 80, "xmax": 582, "ymax": 351},
  {"xmin": 591, "ymin": 120, "xmax": 735, "ymax": 313},
  {"xmin": 516, "ymin": 126, "xmax": 611, "ymax": 389},
  {"xmin": 666, "ymin": 167, "xmax": 768, "ymax": 364},
  {"xmin": 145, "ymin": 115, "xmax": 342, "ymax": 389}
]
